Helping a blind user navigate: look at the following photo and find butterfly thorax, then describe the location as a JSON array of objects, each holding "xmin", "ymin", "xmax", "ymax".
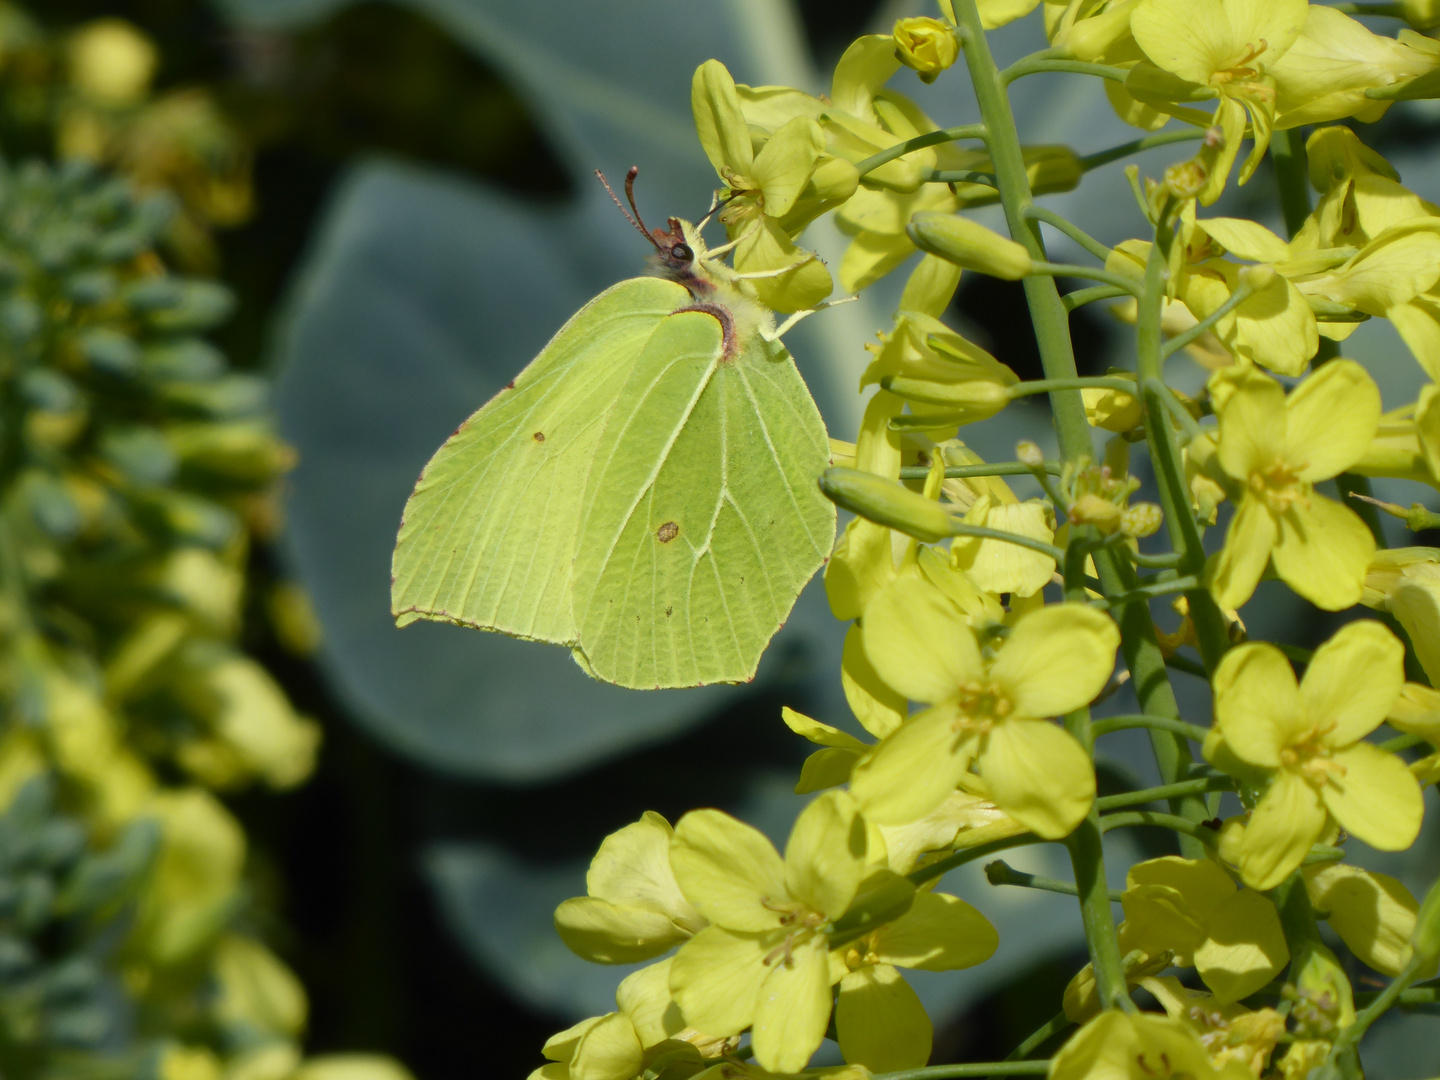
[{"xmin": 645, "ymin": 217, "xmax": 772, "ymax": 359}]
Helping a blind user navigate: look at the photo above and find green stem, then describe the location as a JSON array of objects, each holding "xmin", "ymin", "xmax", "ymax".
[
  {"xmin": 1007, "ymin": 376, "xmax": 1137, "ymax": 399},
  {"xmin": 896, "ymin": 461, "xmax": 1062, "ymax": 480},
  {"xmin": 1129, "ymin": 549, "xmax": 1185, "ymax": 569},
  {"xmin": 1025, "ymin": 206, "xmax": 1113, "ymax": 262},
  {"xmin": 985, "ymin": 859, "xmax": 1122, "ymax": 902},
  {"xmin": 1090, "ymin": 714, "xmax": 1210, "ymax": 742},
  {"xmin": 1063, "ymin": 286, "xmax": 1130, "ymax": 311},
  {"xmin": 1335, "ymin": 954, "xmax": 1430, "ymax": 1052},
  {"xmin": 1002, "ymin": 1011, "xmax": 1073, "ymax": 1065},
  {"xmin": 1001, "ymin": 58, "xmax": 1129, "ymax": 85},
  {"xmin": 1379, "ymin": 732, "xmax": 1425, "ymax": 754},
  {"xmin": 874, "ymin": 1063, "xmax": 1050, "ymax": 1080},
  {"xmin": 1355, "ymin": 982, "xmax": 1440, "ymax": 1008},
  {"xmin": 1133, "ymin": 237, "xmax": 1230, "ymax": 673},
  {"xmin": 956, "ymin": 0, "xmax": 1137, "ymax": 1010},
  {"xmin": 1078, "ymin": 130, "xmax": 1207, "ymax": 173},
  {"xmin": 907, "ymin": 833, "xmax": 1050, "ymax": 888},
  {"xmin": 1096, "ymin": 776, "xmax": 1233, "ymax": 812},
  {"xmin": 1160, "ymin": 283, "xmax": 1255, "ymax": 359},
  {"xmin": 1144, "ymin": 378, "xmax": 1203, "ymax": 442},
  {"xmin": 926, "ymin": 170, "xmax": 997, "ymax": 186},
  {"xmin": 1098, "ymin": 810, "xmax": 1219, "ymax": 846},
  {"xmin": 945, "ymin": 523, "xmax": 1067, "ymax": 563},
  {"xmin": 854, "ymin": 124, "xmax": 989, "ymax": 177},
  {"xmin": 1030, "ymin": 262, "xmax": 1143, "ymax": 295},
  {"xmin": 1093, "ymin": 574, "xmax": 1200, "ymax": 610},
  {"xmin": 1165, "ymin": 653, "xmax": 1208, "ymax": 678}
]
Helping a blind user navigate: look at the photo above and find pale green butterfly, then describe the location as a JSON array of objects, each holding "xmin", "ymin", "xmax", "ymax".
[{"xmin": 390, "ymin": 169, "xmax": 836, "ymax": 690}]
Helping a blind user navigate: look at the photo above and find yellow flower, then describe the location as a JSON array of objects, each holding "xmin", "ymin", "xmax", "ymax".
[
  {"xmin": 691, "ymin": 60, "xmax": 837, "ymax": 312},
  {"xmin": 1205, "ymin": 621, "xmax": 1422, "ymax": 890},
  {"xmin": 554, "ymin": 813, "xmax": 707, "ymax": 964},
  {"xmin": 1269, "ymin": 6, "xmax": 1440, "ymax": 128},
  {"xmin": 1049, "ymin": 1011, "xmax": 1254, "ymax": 1080},
  {"xmin": 667, "ymin": 792, "xmax": 995, "ymax": 1072},
  {"xmin": 1136, "ymin": 976, "xmax": 1285, "ymax": 1077},
  {"xmin": 1207, "ymin": 361, "xmax": 1379, "ymax": 612},
  {"xmin": 534, "ymin": 961, "xmax": 726, "ymax": 1080},
  {"xmin": 1127, "ymin": 0, "xmax": 1310, "ymax": 202},
  {"xmin": 850, "ymin": 581, "xmax": 1118, "ymax": 835}
]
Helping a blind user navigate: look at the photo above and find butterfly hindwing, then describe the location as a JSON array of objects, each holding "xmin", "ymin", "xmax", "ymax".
[
  {"xmin": 391, "ymin": 277, "xmax": 691, "ymax": 644},
  {"xmin": 573, "ymin": 310, "xmax": 835, "ymax": 688}
]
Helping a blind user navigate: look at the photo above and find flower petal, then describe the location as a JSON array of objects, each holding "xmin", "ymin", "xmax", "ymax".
[
  {"xmin": 1300, "ymin": 620, "xmax": 1404, "ymax": 747},
  {"xmin": 669, "ymin": 926, "xmax": 767, "ymax": 1037},
  {"xmin": 836, "ymin": 966, "xmax": 932, "ymax": 1072},
  {"xmin": 989, "ymin": 603, "xmax": 1120, "ymax": 718},
  {"xmin": 1272, "ymin": 495, "xmax": 1374, "ymax": 611},
  {"xmin": 671, "ymin": 809, "xmax": 787, "ymax": 932},
  {"xmin": 751, "ymin": 935, "xmax": 831, "ymax": 1073},
  {"xmin": 872, "ymin": 890, "xmax": 998, "ymax": 971},
  {"xmin": 784, "ymin": 791, "xmax": 868, "ymax": 921},
  {"xmin": 843, "ymin": 623, "xmax": 906, "ymax": 739},
  {"xmin": 1284, "ymin": 359, "xmax": 1380, "ymax": 482},
  {"xmin": 749, "ymin": 116, "xmax": 824, "ymax": 217},
  {"xmin": 554, "ymin": 897, "xmax": 690, "ymax": 965},
  {"xmin": 1305, "ymin": 864, "xmax": 1418, "ymax": 977},
  {"xmin": 862, "ymin": 575, "xmax": 981, "ymax": 704},
  {"xmin": 978, "ymin": 718, "xmax": 1095, "ymax": 839},
  {"xmin": 1320, "ymin": 741, "xmax": 1424, "ymax": 851},
  {"xmin": 571, "ymin": 1012, "xmax": 645, "ymax": 1080},
  {"xmin": 1209, "ymin": 497, "xmax": 1278, "ymax": 612},
  {"xmin": 1194, "ymin": 888, "xmax": 1289, "ymax": 1003},
  {"xmin": 1239, "ymin": 770, "xmax": 1328, "ymax": 891},
  {"xmin": 1131, "ymin": 0, "xmax": 1236, "ymax": 86},
  {"xmin": 1212, "ymin": 642, "xmax": 1302, "ymax": 770},
  {"xmin": 1214, "ymin": 363, "xmax": 1288, "ymax": 481},
  {"xmin": 849, "ymin": 704, "xmax": 974, "ymax": 825}
]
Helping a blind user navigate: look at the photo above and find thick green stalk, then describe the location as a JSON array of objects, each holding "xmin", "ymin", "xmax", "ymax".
[{"xmin": 953, "ymin": 0, "xmax": 1130, "ymax": 1011}]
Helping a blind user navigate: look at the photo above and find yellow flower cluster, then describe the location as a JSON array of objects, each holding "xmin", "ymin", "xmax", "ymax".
[{"xmin": 533, "ymin": 3, "xmax": 1440, "ymax": 1080}]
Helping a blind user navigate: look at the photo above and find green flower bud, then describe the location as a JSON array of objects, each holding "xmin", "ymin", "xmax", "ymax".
[
  {"xmin": 819, "ymin": 467, "xmax": 956, "ymax": 543},
  {"xmin": 892, "ymin": 18, "xmax": 959, "ymax": 83},
  {"xmin": 908, "ymin": 212, "xmax": 1033, "ymax": 280},
  {"xmin": 1119, "ymin": 503, "xmax": 1164, "ymax": 539}
]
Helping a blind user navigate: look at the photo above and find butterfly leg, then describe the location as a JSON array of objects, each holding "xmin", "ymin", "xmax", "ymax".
[{"xmin": 764, "ymin": 294, "xmax": 861, "ymax": 342}]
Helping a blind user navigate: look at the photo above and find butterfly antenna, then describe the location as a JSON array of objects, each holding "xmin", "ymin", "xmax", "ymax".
[
  {"xmin": 596, "ymin": 167, "xmax": 661, "ymax": 251},
  {"xmin": 696, "ymin": 190, "xmax": 738, "ymax": 232}
]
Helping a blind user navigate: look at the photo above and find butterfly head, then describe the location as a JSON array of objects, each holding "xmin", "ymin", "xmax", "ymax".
[{"xmin": 597, "ymin": 167, "xmax": 736, "ymax": 300}]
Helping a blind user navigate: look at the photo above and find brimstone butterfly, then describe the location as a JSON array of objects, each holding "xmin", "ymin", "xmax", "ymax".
[{"xmin": 390, "ymin": 169, "xmax": 836, "ymax": 690}]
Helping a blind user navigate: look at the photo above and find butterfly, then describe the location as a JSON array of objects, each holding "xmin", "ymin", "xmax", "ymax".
[{"xmin": 390, "ymin": 168, "xmax": 836, "ymax": 690}]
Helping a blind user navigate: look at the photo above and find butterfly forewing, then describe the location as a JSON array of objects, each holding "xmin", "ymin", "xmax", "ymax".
[
  {"xmin": 391, "ymin": 277, "xmax": 690, "ymax": 644},
  {"xmin": 573, "ymin": 311, "xmax": 835, "ymax": 688}
]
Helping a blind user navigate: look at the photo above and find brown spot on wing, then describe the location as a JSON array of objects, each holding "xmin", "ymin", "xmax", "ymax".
[
  {"xmin": 533, "ymin": 431, "xmax": 546, "ymax": 442},
  {"xmin": 656, "ymin": 521, "xmax": 680, "ymax": 543}
]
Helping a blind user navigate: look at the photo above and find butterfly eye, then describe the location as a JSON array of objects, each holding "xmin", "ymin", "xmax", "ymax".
[{"xmin": 671, "ymin": 242, "xmax": 694, "ymax": 262}]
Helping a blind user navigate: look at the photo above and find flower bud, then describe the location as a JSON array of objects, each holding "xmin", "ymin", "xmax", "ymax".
[
  {"xmin": 1067, "ymin": 493, "xmax": 1122, "ymax": 533},
  {"xmin": 880, "ymin": 374, "xmax": 1012, "ymax": 418},
  {"xmin": 1119, "ymin": 503, "xmax": 1163, "ymax": 539},
  {"xmin": 908, "ymin": 212, "xmax": 1033, "ymax": 280},
  {"xmin": 892, "ymin": 18, "xmax": 959, "ymax": 84},
  {"xmin": 819, "ymin": 467, "xmax": 955, "ymax": 543},
  {"xmin": 1015, "ymin": 440, "xmax": 1044, "ymax": 467}
]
